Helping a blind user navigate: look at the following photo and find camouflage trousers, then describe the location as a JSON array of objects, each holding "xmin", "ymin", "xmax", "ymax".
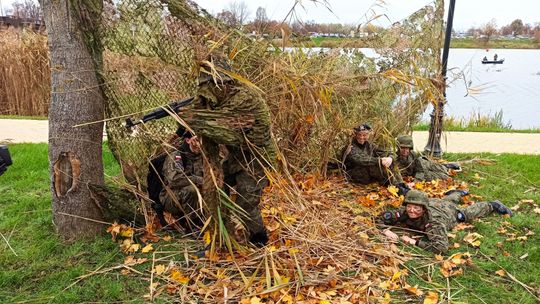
[
  {"xmin": 161, "ymin": 185, "xmax": 203, "ymax": 231},
  {"xmin": 415, "ymin": 157, "xmax": 451, "ymax": 181},
  {"xmin": 444, "ymin": 200, "xmax": 493, "ymax": 229},
  {"xmin": 228, "ymin": 169, "xmax": 268, "ymax": 237},
  {"xmin": 347, "ymin": 163, "xmax": 404, "ymax": 186}
]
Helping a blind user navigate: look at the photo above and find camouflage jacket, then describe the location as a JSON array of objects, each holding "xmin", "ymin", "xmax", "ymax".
[
  {"xmin": 380, "ymin": 193, "xmax": 463, "ymax": 254},
  {"xmin": 343, "ymin": 140, "xmax": 389, "ymax": 169},
  {"xmin": 161, "ymin": 141, "xmax": 203, "ymax": 190},
  {"xmin": 186, "ymin": 83, "xmax": 276, "ymax": 165},
  {"xmin": 396, "ymin": 151, "xmax": 450, "ymax": 181}
]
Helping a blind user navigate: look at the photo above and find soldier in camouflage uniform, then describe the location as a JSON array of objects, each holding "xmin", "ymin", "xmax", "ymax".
[
  {"xmin": 182, "ymin": 55, "xmax": 275, "ymax": 246},
  {"xmin": 380, "ymin": 190, "xmax": 513, "ymax": 254},
  {"xmin": 159, "ymin": 133, "xmax": 204, "ymax": 232},
  {"xmin": 342, "ymin": 124, "xmax": 409, "ymax": 193},
  {"xmin": 396, "ymin": 135, "xmax": 458, "ymax": 181}
]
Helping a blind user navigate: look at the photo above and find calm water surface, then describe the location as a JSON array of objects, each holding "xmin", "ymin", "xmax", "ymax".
[{"xmin": 438, "ymin": 48, "xmax": 540, "ymax": 129}]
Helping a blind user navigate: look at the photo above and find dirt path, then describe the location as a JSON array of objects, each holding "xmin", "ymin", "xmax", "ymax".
[{"xmin": 1, "ymin": 119, "xmax": 540, "ymax": 154}]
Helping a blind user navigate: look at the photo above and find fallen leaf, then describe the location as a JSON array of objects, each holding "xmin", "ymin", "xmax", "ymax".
[
  {"xmin": 170, "ymin": 269, "xmax": 189, "ymax": 284},
  {"xmin": 404, "ymin": 284, "xmax": 424, "ymax": 296},
  {"xmin": 387, "ymin": 185, "xmax": 399, "ymax": 197},
  {"xmin": 495, "ymin": 269, "xmax": 505, "ymax": 277},
  {"xmin": 154, "ymin": 264, "xmax": 166, "ymax": 275},
  {"xmin": 423, "ymin": 291, "xmax": 439, "ymax": 304},
  {"xmin": 203, "ymin": 230, "xmax": 211, "ymax": 245},
  {"xmin": 141, "ymin": 244, "xmax": 153, "ymax": 253}
]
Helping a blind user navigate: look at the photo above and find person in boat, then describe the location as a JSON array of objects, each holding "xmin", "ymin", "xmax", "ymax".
[
  {"xmin": 482, "ymin": 56, "xmax": 488, "ymax": 61},
  {"xmin": 493, "ymin": 54, "xmax": 498, "ymax": 61}
]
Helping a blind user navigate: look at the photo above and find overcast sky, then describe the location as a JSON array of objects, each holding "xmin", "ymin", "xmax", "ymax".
[{"xmin": 1, "ymin": 0, "xmax": 539, "ymax": 31}]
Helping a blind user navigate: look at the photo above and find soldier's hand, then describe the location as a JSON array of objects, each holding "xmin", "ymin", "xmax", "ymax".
[
  {"xmin": 381, "ymin": 157, "xmax": 393, "ymax": 168},
  {"xmin": 383, "ymin": 229, "xmax": 399, "ymax": 241},
  {"xmin": 400, "ymin": 235, "xmax": 417, "ymax": 245}
]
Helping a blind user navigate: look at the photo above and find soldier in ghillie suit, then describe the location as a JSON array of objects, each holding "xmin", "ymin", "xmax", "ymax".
[
  {"xmin": 379, "ymin": 190, "xmax": 513, "ymax": 254},
  {"xmin": 342, "ymin": 124, "xmax": 409, "ymax": 194},
  {"xmin": 396, "ymin": 135, "xmax": 460, "ymax": 181},
  {"xmin": 182, "ymin": 54, "xmax": 275, "ymax": 246},
  {"xmin": 158, "ymin": 131, "xmax": 204, "ymax": 233}
]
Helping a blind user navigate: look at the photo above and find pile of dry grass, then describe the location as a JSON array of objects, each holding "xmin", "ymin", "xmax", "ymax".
[
  {"xmin": 104, "ymin": 175, "xmax": 467, "ymax": 303},
  {"xmin": 0, "ymin": 28, "xmax": 50, "ymax": 116}
]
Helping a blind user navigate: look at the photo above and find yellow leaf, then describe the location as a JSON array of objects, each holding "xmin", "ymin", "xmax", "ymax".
[
  {"xmin": 423, "ymin": 291, "xmax": 439, "ymax": 304},
  {"xmin": 288, "ymin": 248, "xmax": 299, "ymax": 255},
  {"xmin": 154, "ymin": 264, "xmax": 166, "ymax": 275},
  {"xmin": 495, "ymin": 269, "xmax": 506, "ymax": 277},
  {"xmin": 141, "ymin": 244, "xmax": 153, "ymax": 253},
  {"xmin": 391, "ymin": 271, "xmax": 401, "ymax": 281},
  {"xmin": 320, "ymin": 301, "xmax": 331, "ymax": 304},
  {"xmin": 387, "ymin": 185, "xmax": 399, "ymax": 197},
  {"xmin": 250, "ymin": 297, "xmax": 262, "ymax": 304},
  {"xmin": 203, "ymin": 230, "xmax": 211, "ymax": 245},
  {"xmin": 120, "ymin": 227, "xmax": 134, "ymax": 238},
  {"xmin": 170, "ymin": 269, "xmax": 189, "ymax": 284},
  {"xmin": 434, "ymin": 254, "xmax": 444, "ymax": 261},
  {"xmin": 163, "ymin": 235, "xmax": 172, "ymax": 241}
]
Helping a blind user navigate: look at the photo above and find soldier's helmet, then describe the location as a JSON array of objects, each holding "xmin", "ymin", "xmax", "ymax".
[
  {"xmin": 353, "ymin": 123, "xmax": 372, "ymax": 133},
  {"xmin": 198, "ymin": 54, "xmax": 234, "ymax": 86},
  {"xmin": 403, "ymin": 190, "xmax": 429, "ymax": 207},
  {"xmin": 397, "ymin": 135, "xmax": 414, "ymax": 148}
]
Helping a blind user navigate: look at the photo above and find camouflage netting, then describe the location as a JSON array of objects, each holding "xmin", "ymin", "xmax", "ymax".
[{"xmin": 99, "ymin": 0, "xmax": 444, "ymax": 181}]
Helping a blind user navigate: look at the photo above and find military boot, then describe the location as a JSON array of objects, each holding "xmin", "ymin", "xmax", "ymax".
[
  {"xmin": 490, "ymin": 201, "xmax": 513, "ymax": 216},
  {"xmin": 443, "ymin": 163, "xmax": 462, "ymax": 172}
]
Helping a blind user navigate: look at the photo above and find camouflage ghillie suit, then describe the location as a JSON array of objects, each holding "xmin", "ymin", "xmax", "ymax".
[
  {"xmin": 342, "ymin": 140, "xmax": 404, "ymax": 186},
  {"xmin": 380, "ymin": 190, "xmax": 505, "ymax": 254},
  {"xmin": 396, "ymin": 135, "xmax": 450, "ymax": 181},
  {"xmin": 185, "ymin": 78, "xmax": 275, "ymax": 244},
  {"xmin": 160, "ymin": 140, "xmax": 204, "ymax": 231}
]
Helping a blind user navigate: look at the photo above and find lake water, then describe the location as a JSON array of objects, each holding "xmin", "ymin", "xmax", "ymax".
[
  {"xmin": 293, "ymin": 47, "xmax": 540, "ymax": 129},
  {"xmin": 435, "ymin": 48, "xmax": 540, "ymax": 129}
]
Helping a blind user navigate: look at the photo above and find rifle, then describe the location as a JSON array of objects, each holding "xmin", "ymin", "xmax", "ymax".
[
  {"xmin": 125, "ymin": 96, "xmax": 195, "ymax": 130},
  {"xmin": 0, "ymin": 145, "xmax": 13, "ymax": 176}
]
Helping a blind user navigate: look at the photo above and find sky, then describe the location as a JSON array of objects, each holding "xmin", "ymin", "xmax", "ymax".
[{"xmin": 1, "ymin": 0, "xmax": 539, "ymax": 31}]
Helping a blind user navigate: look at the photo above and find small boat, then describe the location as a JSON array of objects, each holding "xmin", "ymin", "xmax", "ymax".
[{"xmin": 482, "ymin": 59, "xmax": 504, "ymax": 64}]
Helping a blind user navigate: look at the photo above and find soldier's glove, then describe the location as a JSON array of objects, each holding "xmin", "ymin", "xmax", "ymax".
[
  {"xmin": 490, "ymin": 201, "xmax": 513, "ymax": 216},
  {"xmin": 444, "ymin": 189, "xmax": 469, "ymax": 197},
  {"xmin": 396, "ymin": 183, "xmax": 410, "ymax": 196}
]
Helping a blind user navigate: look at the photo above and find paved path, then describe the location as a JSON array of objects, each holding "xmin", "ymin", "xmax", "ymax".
[{"xmin": 1, "ymin": 119, "xmax": 540, "ymax": 154}]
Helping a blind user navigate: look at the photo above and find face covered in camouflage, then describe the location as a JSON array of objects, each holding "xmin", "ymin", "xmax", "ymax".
[{"xmin": 406, "ymin": 203, "xmax": 425, "ymax": 219}]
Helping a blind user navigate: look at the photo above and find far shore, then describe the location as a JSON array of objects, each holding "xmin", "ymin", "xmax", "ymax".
[{"xmin": 283, "ymin": 37, "xmax": 540, "ymax": 49}]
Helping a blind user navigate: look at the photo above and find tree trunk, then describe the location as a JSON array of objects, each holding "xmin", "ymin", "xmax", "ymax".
[{"xmin": 42, "ymin": 0, "xmax": 106, "ymax": 239}]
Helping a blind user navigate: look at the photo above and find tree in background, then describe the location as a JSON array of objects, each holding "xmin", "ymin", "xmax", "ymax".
[
  {"xmin": 510, "ymin": 19, "xmax": 524, "ymax": 36},
  {"xmin": 480, "ymin": 19, "xmax": 498, "ymax": 44},
  {"xmin": 42, "ymin": 0, "xmax": 106, "ymax": 240},
  {"xmin": 252, "ymin": 7, "xmax": 268, "ymax": 34},
  {"xmin": 9, "ymin": 0, "xmax": 41, "ymax": 20}
]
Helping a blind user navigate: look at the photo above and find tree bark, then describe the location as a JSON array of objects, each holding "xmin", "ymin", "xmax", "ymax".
[{"xmin": 42, "ymin": 0, "xmax": 106, "ymax": 239}]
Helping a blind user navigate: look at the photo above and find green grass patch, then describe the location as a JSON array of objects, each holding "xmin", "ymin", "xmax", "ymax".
[
  {"xmin": 1, "ymin": 144, "xmax": 539, "ymax": 302},
  {"xmin": 0, "ymin": 115, "xmax": 48, "ymax": 120},
  {"xmin": 402, "ymin": 153, "xmax": 540, "ymax": 303}
]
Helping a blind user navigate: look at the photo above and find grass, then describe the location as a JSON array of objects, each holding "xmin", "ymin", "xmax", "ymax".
[
  {"xmin": 0, "ymin": 143, "xmax": 154, "ymax": 303},
  {"xmin": 1, "ymin": 147, "xmax": 539, "ymax": 302},
  {"xmin": 286, "ymin": 36, "xmax": 540, "ymax": 49},
  {"xmin": 413, "ymin": 111, "xmax": 540, "ymax": 133},
  {"xmin": 0, "ymin": 115, "xmax": 48, "ymax": 120},
  {"xmin": 401, "ymin": 152, "xmax": 540, "ymax": 303}
]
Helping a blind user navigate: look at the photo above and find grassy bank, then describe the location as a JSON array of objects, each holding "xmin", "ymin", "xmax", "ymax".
[
  {"xmin": 1, "ymin": 144, "xmax": 539, "ymax": 302},
  {"xmin": 285, "ymin": 37, "xmax": 540, "ymax": 49}
]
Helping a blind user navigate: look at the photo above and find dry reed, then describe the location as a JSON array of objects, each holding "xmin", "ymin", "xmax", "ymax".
[{"xmin": 0, "ymin": 28, "xmax": 50, "ymax": 116}]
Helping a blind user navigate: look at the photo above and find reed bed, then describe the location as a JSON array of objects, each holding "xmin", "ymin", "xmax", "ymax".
[{"xmin": 0, "ymin": 28, "xmax": 50, "ymax": 116}]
